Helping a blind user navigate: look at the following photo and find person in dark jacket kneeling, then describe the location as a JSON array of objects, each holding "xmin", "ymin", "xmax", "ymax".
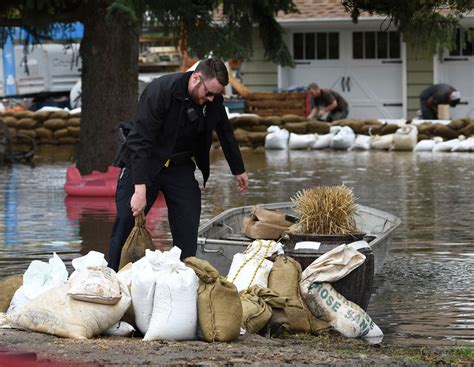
[{"xmin": 109, "ymin": 58, "xmax": 249, "ymax": 271}]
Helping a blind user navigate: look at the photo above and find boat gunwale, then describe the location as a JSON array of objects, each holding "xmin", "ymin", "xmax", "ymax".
[{"xmin": 198, "ymin": 202, "xmax": 401, "ymax": 246}]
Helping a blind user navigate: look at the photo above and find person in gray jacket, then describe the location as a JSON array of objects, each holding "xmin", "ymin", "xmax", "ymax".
[
  {"xmin": 420, "ymin": 83, "xmax": 461, "ymax": 119},
  {"xmin": 109, "ymin": 58, "xmax": 249, "ymax": 270}
]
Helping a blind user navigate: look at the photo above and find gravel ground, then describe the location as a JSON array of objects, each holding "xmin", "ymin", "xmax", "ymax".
[{"xmin": 1, "ymin": 328, "xmax": 473, "ymax": 366}]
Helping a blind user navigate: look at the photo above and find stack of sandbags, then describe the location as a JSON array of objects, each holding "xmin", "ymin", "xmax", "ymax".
[
  {"xmin": 7, "ymin": 251, "xmax": 131, "ymax": 339},
  {"xmin": 0, "ymin": 110, "xmax": 81, "ymax": 145},
  {"xmin": 131, "ymin": 247, "xmax": 199, "ymax": 341},
  {"xmin": 229, "ymin": 114, "xmax": 268, "ymax": 146},
  {"xmin": 415, "ymin": 118, "xmax": 474, "ymax": 141}
]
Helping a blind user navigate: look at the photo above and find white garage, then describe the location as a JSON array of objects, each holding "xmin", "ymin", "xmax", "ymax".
[
  {"xmin": 279, "ymin": 27, "xmax": 405, "ymax": 120},
  {"xmin": 435, "ymin": 27, "xmax": 474, "ymax": 119}
]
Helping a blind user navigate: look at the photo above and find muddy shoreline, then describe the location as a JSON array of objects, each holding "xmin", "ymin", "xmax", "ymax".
[{"xmin": 1, "ymin": 329, "xmax": 473, "ymax": 366}]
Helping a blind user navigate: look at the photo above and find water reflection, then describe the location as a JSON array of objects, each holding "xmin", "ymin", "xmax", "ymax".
[{"xmin": 0, "ymin": 146, "xmax": 473, "ymax": 346}]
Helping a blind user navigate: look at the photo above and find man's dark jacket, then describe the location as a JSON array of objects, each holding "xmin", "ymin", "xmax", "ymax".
[{"xmin": 116, "ymin": 71, "xmax": 245, "ymax": 186}]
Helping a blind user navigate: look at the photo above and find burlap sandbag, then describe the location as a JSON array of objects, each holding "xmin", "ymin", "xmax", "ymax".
[
  {"xmin": 247, "ymin": 132, "xmax": 267, "ymax": 144},
  {"xmin": 17, "ymin": 118, "xmax": 38, "ymax": 129},
  {"xmin": 284, "ymin": 122, "xmax": 308, "ymax": 134},
  {"xmin": 242, "ymin": 207, "xmax": 292, "ymax": 240},
  {"xmin": 185, "ymin": 257, "xmax": 242, "ymax": 342},
  {"xmin": 67, "ymin": 126, "xmax": 81, "ymax": 137},
  {"xmin": 17, "ymin": 129, "xmax": 37, "ymax": 139},
  {"xmin": 263, "ymin": 116, "xmax": 282, "ymax": 126},
  {"xmin": 44, "ymin": 118, "xmax": 67, "ymax": 130},
  {"xmin": 243, "ymin": 219, "xmax": 288, "ymax": 240},
  {"xmin": 66, "ymin": 117, "xmax": 81, "ymax": 127},
  {"xmin": 0, "ymin": 275, "xmax": 23, "ymax": 312},
  {"xmin": 460, "ymin": 122, "xmax": 474, "ymax": 137},
  {"xmin": 49, "ymin": 111, "xmax": 70, "ymax": 120},
  {"xmin": 241, "ymin": 286, "xmax": 287, "ymax": 334},
  {"xmin": 14, "ymin": 111, "xmax": 34, "ymax": 119},
  {"xmin": 53, "ymin": 128, "xmax": 69, "ymax": 138},
  {"xmin": 35, "ymin": 127, "xmax": 54, "ymax": 139},
  {"xmin": 252, "ymin": 207, "xmax": 293, "ymax": 227},
  {"xmin": 448, "ymin": 118, "xmax": 470, "ymax": 130},
  {"xmin": 307, "ymin": 121, "xmax": 330, "ymax": 134},
  {"xmin": 267, "ymin": 256, "xmax": 329, "ymax": 334},
  {"xmin": 233, "ymin": 128, "xmax": 250, "ymax": 145},
  {"xmin": 32, "ymin": 111, "xmax": 51, "ymax": 121},
  {"xmin": 3, "ymin": 116, "xmax": 18, "ymax": 128},
  {"xmin": 281, "ymin": 114, "xmax": 305, "ymax": 123},
  {"xmin": 380, "ymin": 123, "xmax": 399, "ymax": 135},
  {"xmin": 119, "ymin": 212, "xmax": 154, "ymax": 270}
]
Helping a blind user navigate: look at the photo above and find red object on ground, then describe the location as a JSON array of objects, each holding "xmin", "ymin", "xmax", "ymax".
[{"xmin": 64, "ymin": 165, "xmax": 121, "ymax": 197}]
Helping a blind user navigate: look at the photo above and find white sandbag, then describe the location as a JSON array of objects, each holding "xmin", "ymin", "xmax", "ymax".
[
  {"xmin": 331, "ymin": 126, "xmax": 356, "ymax": 150},
  {"xmin": 103, "ymin": 321, "xmax": 135, "ymax": 336},
  {"xmin": 451, "ymin": 136, "xmax": 473, "ymax": 152},
  {"xmin": 67, "ymin": 266, "xmax": 122, "ymax": 305},
  {"xmin": 8, "ymin": 253, "xmax": 68, "ymax": 313},
  {"xmin": 312, "ymin": 133, "xmax": 334, "ymax": 149},
  {"xmin": 227, "ymin": 254, "xmax": 273, "ymax": 293},
  {"xmin": 72, "ymin": 250, "xmax": 108, "ymax": 270},
  {"xmin": 244, "ymin": 240, "xmax": 284, "ymax": 260},
  {"xmin": 288, "ymin": 133, "xmax": 317, "ymax": 150},
  {"xmin": 329, "ymin": 126, "xmax": 342, "ymax": 134},
  {"xmin": 266, "ymin": 125, "xmax": 280, "ymax": 133},
  {"xmin": 303, "ymin": 282, "xmax": 383, "ymax": 340},
  {"xmin": 300, "ymin": 243, "xmax": 366, "ymax": 289},
  {"xmin": 433, "ymin": 139, "xmax": 459, "ymax": 152},
  {"xmin": 265, "ymin": 126, "xmax": 289, "ymax": 150},
  {"xmin": 369, "ymin": 134, "xmax": 394, "ymax": 150},
  {"xmin": 393, "ymin": 125, "xmax": 418, "ymax": 151},
  {"xmin": 131, "ymin": 255, "xmax": 156, "ymax": 335},
  {"xmin": 7, "ymin": 281, "xmax": 131, "ymax": 339},
  {"xmin": 349, "ymin": 134, "xmax": 371, "ymax": 151},
  {"xmin": 227, "ymin": 240, "xmax": 281, "ymax": 293},
  {"xmin": 144, "ymin": 248, "xmax": 198, "ymax": 341},
  {"xmin": 414, "ymin": 139, "xmax": 437, "ymax": 152}
]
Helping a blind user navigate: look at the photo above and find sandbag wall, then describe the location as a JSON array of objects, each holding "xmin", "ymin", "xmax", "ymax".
[
  {"xmin": 245, "ymin": 93, "xmax": 306, "ymax": 117},
  {"xmin": 226, "ymin": 115, "xmax": 474, "ymax": 148},
  {"xmin": 0, "ymin": 111, "xmax": 80, "ymax": 145}
]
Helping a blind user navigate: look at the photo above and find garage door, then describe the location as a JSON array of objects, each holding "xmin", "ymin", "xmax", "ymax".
[
  {"xmin": 282, "ymin": 29, "xmax": 404, "ymax": 119},
  {"xmin": 436, "ymin": 28, "xmax": 474, "ymax": 119}
]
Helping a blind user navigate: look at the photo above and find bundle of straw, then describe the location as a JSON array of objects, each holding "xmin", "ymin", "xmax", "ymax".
[{"xmin": 290, "ymin": 185, "xmax": 359, "ymax": 235}]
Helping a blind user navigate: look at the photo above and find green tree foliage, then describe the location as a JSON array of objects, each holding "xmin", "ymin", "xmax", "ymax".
[
  {"xmin": 342, "ymin": 0, "xmax": 474, "ymax": 56},
  {"xmin": 142, "ymin": 0, "xmax": 298, "ymax": 66},
  {"xmin": 0, "ymin": 0, "xmax": 297, "ymax": 173}
]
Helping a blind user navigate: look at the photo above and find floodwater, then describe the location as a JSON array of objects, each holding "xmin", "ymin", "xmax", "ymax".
[{"xmin": 0, "ymin": 145, "xmax": 473, "ymax": 347}]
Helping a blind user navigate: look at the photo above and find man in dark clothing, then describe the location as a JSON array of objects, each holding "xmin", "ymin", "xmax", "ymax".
[
  {"xmin": 306, "ymin": 83, "xmax": 349, "ymax": 122},
  {"xmin": 109, "ymin": 58, "xmax": 249, "ymax": 271},
  {"xmin": 419, "ymin": 83, "xmax": 461, "ymax": 119}
]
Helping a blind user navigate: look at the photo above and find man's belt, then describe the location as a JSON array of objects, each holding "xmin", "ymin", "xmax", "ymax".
[{"xmin": 164, "ymin": 151, "xmax": 194, "ymax": 167}]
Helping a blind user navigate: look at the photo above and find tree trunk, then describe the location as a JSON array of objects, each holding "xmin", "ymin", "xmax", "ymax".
[{"xmin": 76, "ymin": 4, "xmax": 139, "ymax": 174}]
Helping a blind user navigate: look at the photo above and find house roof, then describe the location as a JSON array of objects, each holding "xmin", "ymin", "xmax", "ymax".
[
  {"xmin": 277, "ymin": 0, "xmax": 360, "ymax": 21},
  {"xmin": 277, "ymin": 0, "xmax": 474, "ymax": 22}
]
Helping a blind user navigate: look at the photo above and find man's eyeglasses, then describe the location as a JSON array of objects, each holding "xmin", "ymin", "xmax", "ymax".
[{"xmin": 200, "ymin": 76, "xmax": 219, "ymax": 97}]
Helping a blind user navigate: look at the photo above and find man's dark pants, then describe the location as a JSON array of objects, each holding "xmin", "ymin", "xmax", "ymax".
[
  {"xmin": 420, "ymin": 98, "xmax": 437, "ymax": 119},
  {"xmin": 108, "ymin": 159, "xmax": 201, "ymax": 271}
]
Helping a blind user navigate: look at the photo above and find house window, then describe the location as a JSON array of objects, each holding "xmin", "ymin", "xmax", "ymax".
[
  {"xmin": 353, "ymin": 31, "xmax": 400, "ymax": 59},
  {"xmin": 293, "ymin": 32, "xmax": 339, "ymax": 60},
  {"xmin": 449, "ymin": 28, "xmax": 474, "ymax": 56}
]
